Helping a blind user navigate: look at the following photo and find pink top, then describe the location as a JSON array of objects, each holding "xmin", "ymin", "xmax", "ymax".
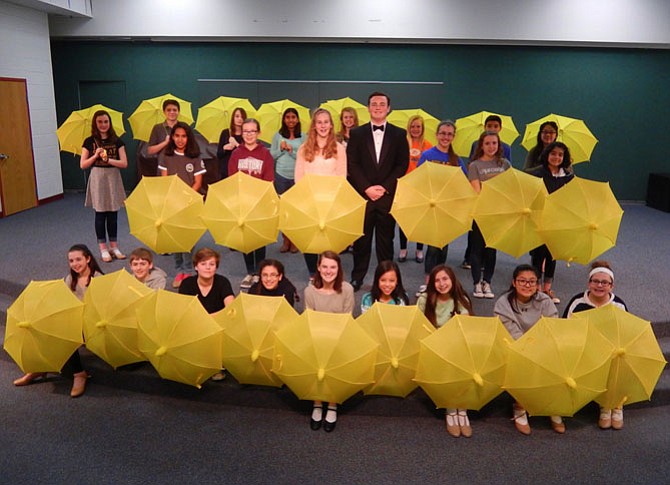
[{"xmin": 294, "ymin": 143, "xmax": 347, "ymax": 182}]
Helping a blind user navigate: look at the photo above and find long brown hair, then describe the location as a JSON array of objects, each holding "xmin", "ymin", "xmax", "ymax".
[
  {"xmin": 423, "ymin": 264, "xmax": 473, "ymax": 327},
  {"xmin": 472, "ymin": 130, "xmax": 504, "ymax": 165},
  {"xmin": 435, "ymin": 120, "xmax": 460, "ymax": 166},
  {"xmin": 313, "ymin": 250, "xmax": 343, "ymax": 293},
  {"xmin": 300, "ymin": 108, "xmax": 338, "ymax": 162},
  {"xmin": 228, "ymin": 107, "xmax": 247, "ymax": 135},
  {"xmin": 91, "ymin": 110, "xmax": 119, "ymax": 144},
  {"xmin": 67, "ymin": 244, "xmax": 103, "ymax": 292},
  {"xmin": 336, "ymin": 107, "xmax": 359, "ymax": 142}
]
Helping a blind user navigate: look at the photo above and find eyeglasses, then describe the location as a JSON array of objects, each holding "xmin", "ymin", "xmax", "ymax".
[
  {"xmin": 589, "ymin": 279, "xmax": 612, "ymax": 287},
  {"xmin": 515, "ymin": 278, "xmax": 538, "ymax": 286},
  {"xmin": 242, "ymin": 130, "xmax": 258, "ymax": 134},
  {"xmin": 261, "ymin": 273, "xmax": 279, "ymax": 279}
]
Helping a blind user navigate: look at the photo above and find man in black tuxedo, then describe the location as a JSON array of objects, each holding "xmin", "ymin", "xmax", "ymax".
[{"xmin": 347, "ymin": 92, "xmax": 409, "ymax": 291}]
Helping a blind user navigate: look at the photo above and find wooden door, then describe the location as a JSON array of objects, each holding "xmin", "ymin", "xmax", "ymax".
[{"xmin": 0, "ymin": 78, "xmax": 37, "ymax": 216}]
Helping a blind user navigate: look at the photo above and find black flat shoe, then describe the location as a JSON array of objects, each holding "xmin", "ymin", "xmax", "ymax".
[
  {"xmin": 323, "ymin": 420, "xmax": 337, "ymax": 432},
  {"xmin": 310, "ymin": 418, "xmax": 322, "ymax": 431}
]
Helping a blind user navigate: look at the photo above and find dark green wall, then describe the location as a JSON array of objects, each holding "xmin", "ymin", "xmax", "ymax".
[{"xmin": 51, "ymin": 41, "xmax": 670, "ymax": 199}]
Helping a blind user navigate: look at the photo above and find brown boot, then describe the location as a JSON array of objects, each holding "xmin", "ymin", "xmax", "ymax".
[
  {"xmin": 13, "ymin": 372, "xmax": 46, "ymax": 386},
  {"xmin": 279, "ymin": 235, "xmax": 291, "ymax": 253},
  {"xmin": 70, "ymin": 371, "xmax": 88, "ymax": 398},
  {"xmin": 289, "ymin": 242, "xmax": 299, "ymax": 253}
]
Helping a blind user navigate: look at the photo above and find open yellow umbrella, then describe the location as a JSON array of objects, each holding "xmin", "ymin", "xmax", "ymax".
[
  {"xmin": 473, "ymin": 168, "xmax": 548, "ymax": 258},
  {"xmin": 212, "ymin": 293, "xmax": 299, "ymax": 387},
  {"xmin": 356, "ymin": 303, "xmax": 434, "ymax": 398},
  {"xmin": 522, "ymin": 113, "xmax": 598, "ymax": 164},
  {"xmin": 256, "ymin": 99, "xmax": 311, "ymax": 144},
  {"xmin": 4, "ymin": 280, "xmax": 84, "ymax": 373},
  {"xmin": 136, "ymin": 290, "xmax": 223, "ymax": 388},
  {"xmin": 56, "ymin": 104, "xmax": 125, "ymax": 155},
  {"xmin": 318, "ymin": 97, "xmax": 370, "ymax": 133},
  {"xmin": 125, "ymin": 174, "xmax": 206, "ymax": 254},
  {"xmin": 278, "ymin": 174, "xmax": 366, "ymax": 254},
  {"xmin": 202, "ymin": 172, "xmax": 280, "ymax": 253},
  {"xmin": 538, "ymin": 176, "xmax": 624, "ymax": 265},
  {"xmin": 390, "ymin": 162, "xmax": 477, "ymax": 248},
  {"xmin": 82, "ymin": 269, "xmax": 152, "ymax": 369},
  {"xmin": 504, "ymin": 316, "xmax": 613, "ymax": 417},
  {"xmin": 453, "ymin": 110, "xmax": 520, "ymax": 157},
  {"xmin": 272, "ymin": 309, "xmax": 378, "ymax": 404},
  {"xmin": 414, "ymin": 315, "xmax": 511, "ymax": 410},
  {"xmin": 387, "ymin": 108, "xmax": 440, "ymax": 145},
  {"xmin": 195, "ymin": 96, "xmax": 256, "ymax": 143},
  {"xmin": 128, "ymin": 93, "xmax": 194, "ymax": 142},
  {"xmin": 579, "ymin": 305, "xmax": 666, "ymax": 409}
]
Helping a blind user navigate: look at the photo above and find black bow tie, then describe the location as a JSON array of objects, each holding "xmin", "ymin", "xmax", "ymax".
[{"xmin": 372, "ymin": 124, "xmax": 384, "ymax": 132}]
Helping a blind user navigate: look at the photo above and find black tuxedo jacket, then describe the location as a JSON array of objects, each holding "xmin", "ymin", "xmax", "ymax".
[{"xmin": 346, "ymin": 122, "xmax": 409, "ymax": 209}]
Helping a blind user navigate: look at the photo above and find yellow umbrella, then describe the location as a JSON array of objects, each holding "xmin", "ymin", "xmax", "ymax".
[
  {"xmin": 318, "ymin": 97, "xmax": 370, "ymax": 133},
  {"xmin": 579, "ymin": 305, "xmax": 666, "ymax": 409},
  {"xmin": 452, "ymin": 110, "xmax": 520, "ymax": 157},
  {"xmin": 256, "ymin": 99, "xmax": 311, "ymax": 144},
  {"xmin": 473, "ymin": 168, "xmax": 548, "ymax": 258},
  {"xmin": 4, "ymin": 280, "xmax": 84, "ymax": 373},
  {"xmin": 504, "ymin": 316, "xmax": 613, "ymax": 417},
  {"xmin": 82, "ymin": 269, "xmax": 152, "ymax": 369},
  {"xmin": 212, "ymin": 293, "xmax": 299, "ymax": 387},
  {"xmin": 387, "ymin": 108, "xmax": 440, "ymax": 145},
  {"xmin": 278, "ymin": 174, "xmax": 366, "ymax": 254},
  {"xmin": 522, "ymin": 113, "xmax": 598, "ymax": 164},
  {"xmin": 125, "ymin": 175, "xmax": 206, "ymax": 253},
  {"xmin": 414, "ymin": 315, "xmax": 511, "ymax": 410},
  {"xmin": 272, "ymin": 309, "xmax": 378, "ymax": 404},
  {"xmin": 128, "ymin": 93, "xmax": 194, "ymax": 142},
  {"xmin": 195, "ymin": 96, "xmax": 256, "ymax": 143},
  {"xmin": 538, "ymin": 176, "xmax": 624, "ymax": 265},
  {"xmin": 56, "ymin": 104, "xmax": 125, "ymax": 155},
  {"xmin": 202, "ymin": 172, "xmax": 280, "ymax": 253},
  {"xmin": 136, "ymin": 290, "xmax": 223, "ymax": 388},
  {"xmin": 356, "ymin": 303, "xmax": 434, "ymax": 398},
  {"xmin": 390, "ymin": 162, "xmax": 477, "ymax": 248}
]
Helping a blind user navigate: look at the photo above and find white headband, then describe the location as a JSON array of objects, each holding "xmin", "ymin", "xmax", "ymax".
[{"xmin": 589, "ymin": 267, "xmax": 614, "ymax": 282}]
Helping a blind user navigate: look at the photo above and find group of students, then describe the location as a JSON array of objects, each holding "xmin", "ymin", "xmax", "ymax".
[{"xmin": 12, "ymin": 242, "xmax": 628, "ymax": 437}]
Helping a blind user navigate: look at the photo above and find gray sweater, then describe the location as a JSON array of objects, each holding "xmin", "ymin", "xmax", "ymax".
[{"xmin": 493, "ymin": 291, "xmax": 558, "ymax": 340}]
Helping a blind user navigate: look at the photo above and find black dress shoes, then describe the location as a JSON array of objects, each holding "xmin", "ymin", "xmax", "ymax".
[
  {"xmin": 350, "ymin": 280, "xmax": 362, "ymax": 292},
  {"xmin": 323, "ymin": 419, "xmax": 337, "ymax": 432},
  {"xmin": 310, "ymin": 417, "xmax": 322, "ymax": 431}
]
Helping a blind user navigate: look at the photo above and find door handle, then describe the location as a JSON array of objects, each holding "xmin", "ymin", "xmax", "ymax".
[{"xmin": 0, "ymin": 153, "xmax": 9, "ymax": 161}]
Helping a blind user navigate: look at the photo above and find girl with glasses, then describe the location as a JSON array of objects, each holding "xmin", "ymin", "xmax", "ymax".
[
  {"xmin": 248, "ymin": 259, "xmax": 297, "ymax": 307},
  {"xmin": 563, "ymin": 260, "xmax": 628, "ymax": 430},
  {"xmin": 493, "ymin": 264, "xmax": 562, "ymax": 435}
]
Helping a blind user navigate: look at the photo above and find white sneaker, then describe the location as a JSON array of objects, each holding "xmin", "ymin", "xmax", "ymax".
[
  {"xmin": 473, "ymin": 282, "xmax": 484, "ymax": 298},
  {"xmin": 415, "ymin": 284, "xmax": 427, "ymax": 297},
  {"xmin": 240, "ymin": 274, "xmax": 254, "ymax": 290},
  {"xmin": 481, "ymin": 281, "xmax": 494, "ymax": 299}
]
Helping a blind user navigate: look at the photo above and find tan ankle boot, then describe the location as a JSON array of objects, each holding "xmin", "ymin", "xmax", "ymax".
[{"xmin": 70, "ymin": 371, "xmax": 88, "ymax": 398}]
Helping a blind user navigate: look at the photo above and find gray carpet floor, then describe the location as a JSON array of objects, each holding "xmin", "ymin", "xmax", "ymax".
[{"xmin": 1, "ymin": 193, "xmax": 669, "ymax": 485}]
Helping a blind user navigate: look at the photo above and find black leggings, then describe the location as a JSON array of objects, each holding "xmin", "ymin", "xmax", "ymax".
[{"xmin": 95, "ymin": 211, "xmax": 118, "ymax": 243}]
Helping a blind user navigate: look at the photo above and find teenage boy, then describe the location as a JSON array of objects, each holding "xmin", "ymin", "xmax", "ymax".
[{"xmin": 129, "ymin": 247, "xmax": 167, "ymax": 290}]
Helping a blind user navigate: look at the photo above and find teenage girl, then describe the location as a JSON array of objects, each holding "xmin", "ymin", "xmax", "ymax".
[
  {"xmin": 523, "ymin": 121, "xmax": 558, "ymax": 172},
  {"xmin": 13, "ymin": 244, "xmax": 103, "ymax": 397},
  {"xmin": 216, "ymin": 107, "xmax": 246, "ymax": 180},
  {"xmin": 335, "ymin": 107, "xmax": 359, "ymax": 147},
  {"xmin": 80, "ymin": 110, "xmax": 128, "ymax": 263},
  {"xmin": 158, "ymin": 121, "xmax": 206, "ymax": 289},
  {"xmin": 360, "ymin": 260, "xmax": 409, "ymax": 313},
  {"xmin": 417, "ymin": 264, "xmax": 474, "ymax": 437}
]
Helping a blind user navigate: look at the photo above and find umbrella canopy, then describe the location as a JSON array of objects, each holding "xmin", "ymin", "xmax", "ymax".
[
  {"xmin": 473, "ymin": 168, "xmax": 548, "ymax": 258},
  {"xmin": 356, "ymin": 303, "xmax": 434, "ymax": 398},
  {"xmin": 452, "ymin": 111, "xmax": 520, "ymax": 157},
  {"xmin": 195, "ymin": 96, "xmax": 256, "ymax": 143},
  {"xmin": 521, "ymin": 113, "xmax": 598, "ymax": 164},
  {"xmin": 128, "ymin": 93, "xmax": 194, "ymax": 142},
  {"xmin": 56, "ymin": 104, "xmax": 125, "ymax": 155},
  {"xmin": 256, "ymin": 99, "xmax": 311, "ymax": 144},
  {"xmin": 136, "ymin": 290, "xmax": 223, "ymax": 388},
  {"xmin": 414, "ymin": 315, "xmax": 511, "ymax": 410},
  {"xmin": 318, "ymin": 97, "xmax": 370, "ymax": 133},
  {"xmin": 125, "ymin": 174, "xmax": 206, "ymax": 253},
  {"xmin": 390, "ymin": 162, "xmax": 477, "ymax": 248},
  {"xmin": 387, "ymin": 108, "xmax": 440, "ymax": 145},
  {"xmin": 538, "ymin": 176, "xmax": 624, "ymax": 265},
  {"xmin": 213, "ymin": 293, "xmax": 299, "ymax": 387},
  {"xmin": 579, "ymin": 305, "xmax": 666, "ymax": 409},
  {"xmin": 82, "ymin": 269, "xmax": 153, "ymax": 369},
  {"xmin": 504, "ymin": 316, "xmax": 613, "ymax": 417},
  {"xmin": 272, "ymin": 309, "xmax": 378, "ymax": 404},
  {"xmin": 202, "ymin": 172, "xmax": 280, "ymax": 253},
  {"xmin": 4, "ymin": 280, "xmax": 84, "ymax": 373},
  {"xmin": 278, "ymin": 174, "xmax": 366, "ymax": 254}
]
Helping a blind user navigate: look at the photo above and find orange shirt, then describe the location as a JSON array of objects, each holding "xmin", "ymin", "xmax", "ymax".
[{"xmin": 407, "ymin": 139, "xmax": 432, "ymax": 173}]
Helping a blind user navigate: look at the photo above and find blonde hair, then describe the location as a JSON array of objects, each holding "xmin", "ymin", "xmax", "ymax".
[
  {"xmin": 406, "ymin": 115, "xmax": 425, "ymax": 146},
  {"xmin": 300, "ymin": 108, "xmax": 338, "ymax": 162}
]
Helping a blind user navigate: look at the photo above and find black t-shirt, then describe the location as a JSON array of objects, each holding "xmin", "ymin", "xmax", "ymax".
[
  {"xmin": 178, "ymin": 274, "xmax": 235, "ymax": 314},
  {"xmin": 248, "ymin": 277, "xmax": 297, "ymax": 307},
  {"xmin": 82, "ymin": 136, "xmax": 125, "ymax": 168}
]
